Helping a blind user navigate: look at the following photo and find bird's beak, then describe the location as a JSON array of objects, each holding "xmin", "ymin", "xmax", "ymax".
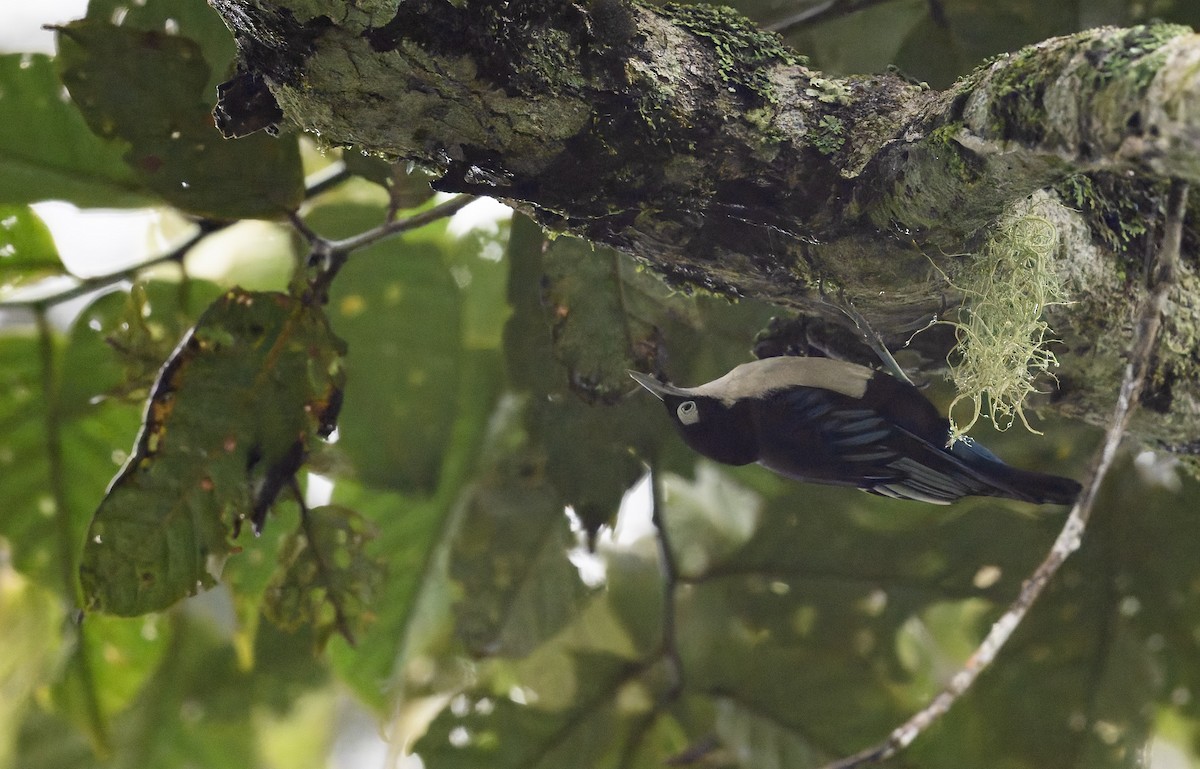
[{"xmin": 628, "ymin": 371, "xmax": 686, "ymax": 400}]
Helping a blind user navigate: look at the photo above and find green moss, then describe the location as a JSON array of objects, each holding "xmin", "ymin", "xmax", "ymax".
[
  {"xmin": 1055, "ymin": 173, "xmax": 1158, "ymax": 253},
  {"xmin": 986, "ymin": 45, "xmax": 1053, "ymax": 143},
  {"xmin": 811, "ymin": 114, "xmax": 846, "ymax": 155},
  {"xmin": 517, "ymin": 26, "xmax": 589, "ymax": 92},
  {"xmin": 1087, "ymin": 23, "xmax": 1190, "ymax": 91},
  {"xmin": 652, "ymin": 3, "xmax": 804, "ymax": 103},
  {"xmin": 927, "ymin": 121, "xmax": 975, "ymax": 182},
  {"xmin": 805, "ymin": 77, "xmax": 850, "ymax": 105},
  {"xmin": 985, "ymin": 24, "xmax": 1188, "ymax": 144}
]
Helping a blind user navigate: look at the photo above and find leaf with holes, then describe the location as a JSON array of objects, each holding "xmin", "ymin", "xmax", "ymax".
[
  {"xmin": 80, "ymin": 289, "xmax": 346, "ymax": 616},
  {"xmin": 263, "ymin": 505, "xmax": 384, "ymax": 648}
]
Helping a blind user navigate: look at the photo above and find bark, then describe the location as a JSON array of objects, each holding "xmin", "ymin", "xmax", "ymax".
[{"xmin": 209, "ymin": 0, "xmax": 1200, "ymax": 453}]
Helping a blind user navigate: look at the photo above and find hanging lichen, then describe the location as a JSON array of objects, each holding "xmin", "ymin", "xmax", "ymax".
[{"xmin": 946, "ymin": 201, "xmax": 1070, "ymax": 441}]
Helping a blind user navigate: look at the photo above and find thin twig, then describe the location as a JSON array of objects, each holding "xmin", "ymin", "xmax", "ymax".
[
  {"xmin": 649, "ymin": 463, "xmax": 684, "ymax": 698},
  {"xmin": 0, "ymin": 163, "xmax": 356, "ymax": 313},
  {"xmin": 765, "ymin": 0, "xmax": 897, "ymax": 34},
  {"xmin": 303, "ymin": 194, "xmax": 476, "ymax": 302},
  {"xmin": 304, "ymin": 162, "xmax": 354, "ymax": 199},
  {"xmin": 818, "ymin": 179, "xmax": 1188, "ymax": 769},
  {"xmin": 0, "ymin": 223, "xmax": 220, "ymax": 311},
  {"xmin": 328, "ymin": 194, "xmax": 476, "ymax": 254}
]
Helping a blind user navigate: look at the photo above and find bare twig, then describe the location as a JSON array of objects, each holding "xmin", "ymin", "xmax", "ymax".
[
  {"xmin": 765, "ymin": 0, "xmax": 898, "ymax": 35},
  {"xmin": 304, "ymin": 162, "xmax": 355, "ymax": 199},
  {"xmin": 0, "ymin": 164, "xmax": 356, "ymax": 313},
  {"xmin": 303, "ymin": 194, "xmax": 476, "ymax": 302},
  {"xmin": 818, "ymin": 179, "xmax": 1188, "ymax": 769},
  {"xmin": 0, "ymin": 222, "xmax": 220, "ymax": 312},
  {"xmin": 327, "ymin": 194, "xmax": 476, "ymax": 254},
  {"xmin": 649, "ymin": 463, "xmax": 684, "ymax": 698}
]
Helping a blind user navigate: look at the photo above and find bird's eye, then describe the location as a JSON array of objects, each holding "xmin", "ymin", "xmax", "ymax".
[{"xmin": 677, "ymin": 400, "xmax": 700, "ymax": 425}]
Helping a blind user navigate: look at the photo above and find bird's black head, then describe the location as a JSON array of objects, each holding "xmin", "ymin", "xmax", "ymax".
[{"xmin": 629, "ymin": 372, "xmax": 758, "ymax": 466}]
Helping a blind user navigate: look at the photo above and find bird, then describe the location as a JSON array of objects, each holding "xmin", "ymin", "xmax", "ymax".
[{"xmin": 629, "ymin": 356, "xmax": 1081, "ymax": 506}]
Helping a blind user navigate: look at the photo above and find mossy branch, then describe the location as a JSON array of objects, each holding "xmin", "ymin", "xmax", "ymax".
[{"xmin": 209, "ymin": 0, "xmax": 1200, "ymax": 451}]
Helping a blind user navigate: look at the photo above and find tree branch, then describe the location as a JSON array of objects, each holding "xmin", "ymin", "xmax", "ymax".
[
  {"xmin": 818, "ymin": 178, "xmax": 1187, "ymax": 769},
  {"xmin": 208, "ymin": 1, "xmax": 1200, "ymax": 449}
]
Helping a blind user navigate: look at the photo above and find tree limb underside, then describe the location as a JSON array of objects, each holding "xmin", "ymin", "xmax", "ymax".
[{"xmin": 210, "ymin": 0, "xmax": 1200, "ymax": 452}]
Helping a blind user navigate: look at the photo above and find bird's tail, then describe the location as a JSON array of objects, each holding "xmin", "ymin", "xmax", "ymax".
[
  {"xmin": 983, "ymin": 464, "xmax": 1082, "ymax": 505},
  {"xmin": 950, "ymin": 438, "xmax": 1081, "ymax": 506}
]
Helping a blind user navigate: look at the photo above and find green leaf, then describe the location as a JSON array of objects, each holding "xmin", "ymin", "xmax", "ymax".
[
  {"xmin": 503, "ymin": 215, "xmax": 777, "ymax": 533},
  {"xmin": 450, "ymin": 435, "xmax": 588, "ymax": 658},
  {"xmin": 712, "ymin": 695, "xmax": 827, "ymax": 769},
  {"xmin": 0, "ymin": 280, "xmax": 223, "ymax": 594},
  {"xmin": 415, "ymin": 652, "xmax": 665, "ymax": 769},
  {"xmin": 447, "ymin": 216, "xmax": 512, "ymax": 352},
  {"xmin": 541, "ymin": 236, "xmax": 697, "ymax": 404},
  {"xmin": 55, "ymin": 20, "xmax": 303, "ymax": 219},
  {"xmin": 64, "ymin": 279, "xmax": 225, "ymax": 406},
  {"xmin": 340, "ymin": 151, "xmax": 396, "ymax": 189},
  {"xmin": 54, "ymin": 614, "xmax": 170, "ymax": 725},
  {"xmin": 0, "ymin": 574, "xmax": 64, "ymax": 768},
  {"xmin": 0, "ymin": 206, "xmax": 64, "ymax": 289},
  {"xmin": 0, "ymin": 54, "xmax": 151, "ymax": 208},
  {"xmin": 85, "ymin": 0, "xmax": 239, "ymax": 96},
  {"xmin": 316, "ymin": 202, "xmax": 464, "ymax": 494},
  {"xmin": 264, "ymin": 504, "xmax": 385, "ymax": 649},
  {"xmin": 502, "ymin": 218, "xmax": 653, "ymax": 532},
  {"xmin": 80, "ymin": 289, "xmax": 346, "ymax": 615},
  {"xmin": 90, "ymin": 615, "xmax": 259, "ymax": 768},
  {"xmin": 912, "ymin": 466, "xmax": 1200, "ymax": 769},
  {"xmin": 0, "ymin": 333, "xmax": 139, "ymax": 589},
  {"xmin": 529, "ymin": 396, "xmax": 650, "ymax": 534},
  {"xmin": 655, "ymin": 463, "xmax": 763, "ymax": 579},
  {"xmin": 328, "ymin": 350, "xmax": 506, "ymax": 709}
]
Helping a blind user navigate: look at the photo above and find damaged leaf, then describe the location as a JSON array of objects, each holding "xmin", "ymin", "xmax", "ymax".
[
  {"xmin": 264, "ymin": 505, "xmax": 384, "ymax": 649},
  {"xmin": 80, "ymin": 288, "xmax": 346, "ymax": 616}
]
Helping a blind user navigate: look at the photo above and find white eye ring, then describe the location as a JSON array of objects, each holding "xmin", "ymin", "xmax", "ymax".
[{"xmin": 677, "ymin": 400, "xmax": 700, "ymax": 425}]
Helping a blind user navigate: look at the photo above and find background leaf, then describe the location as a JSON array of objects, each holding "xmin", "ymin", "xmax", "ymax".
[
  {"xmin": 55, "ymin": 20, "xmax": 303, "ymax": 219},
  {"xmin": 84, "ymin": 0, "xmax": 238, "ymax": 96},
  {"xmin": 264, "ymin": 504, "xmax": 385, "ymax": 648},
  {"xmin": 315, "ymin": 201, "xmax": 464, "ymax": 494},
  {"xmin": 0, "ymin": 206, "xmax": 65, "ymax": 289},
  {"xmin": 6, "ymin": 1, "xmax": 1200, "ymax": 768},
  {"xmin": 0, "ymin": 54, "xmax": 151, "ymax": 207},
  {"xmin": 449, "ymin": 410, "xmax": 588, "ymax": 658},
  {"xmin": 0, "ymin": 331, "xmax": 139, "ymax": 590}
]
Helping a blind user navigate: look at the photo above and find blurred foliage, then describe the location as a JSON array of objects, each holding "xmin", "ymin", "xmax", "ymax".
[
  {"xmin": 0, "ymin": 0, "xmax": 1197, "ymax": 768},
  {"xmin": 55, "ymin": 20, "xmax": 303, "ymax": 219}
]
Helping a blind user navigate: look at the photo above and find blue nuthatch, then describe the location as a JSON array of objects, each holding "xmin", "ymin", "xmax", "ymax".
[{"xmin": 630, "ymin": 357, "xmax": 1080, "ymax": 505}]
